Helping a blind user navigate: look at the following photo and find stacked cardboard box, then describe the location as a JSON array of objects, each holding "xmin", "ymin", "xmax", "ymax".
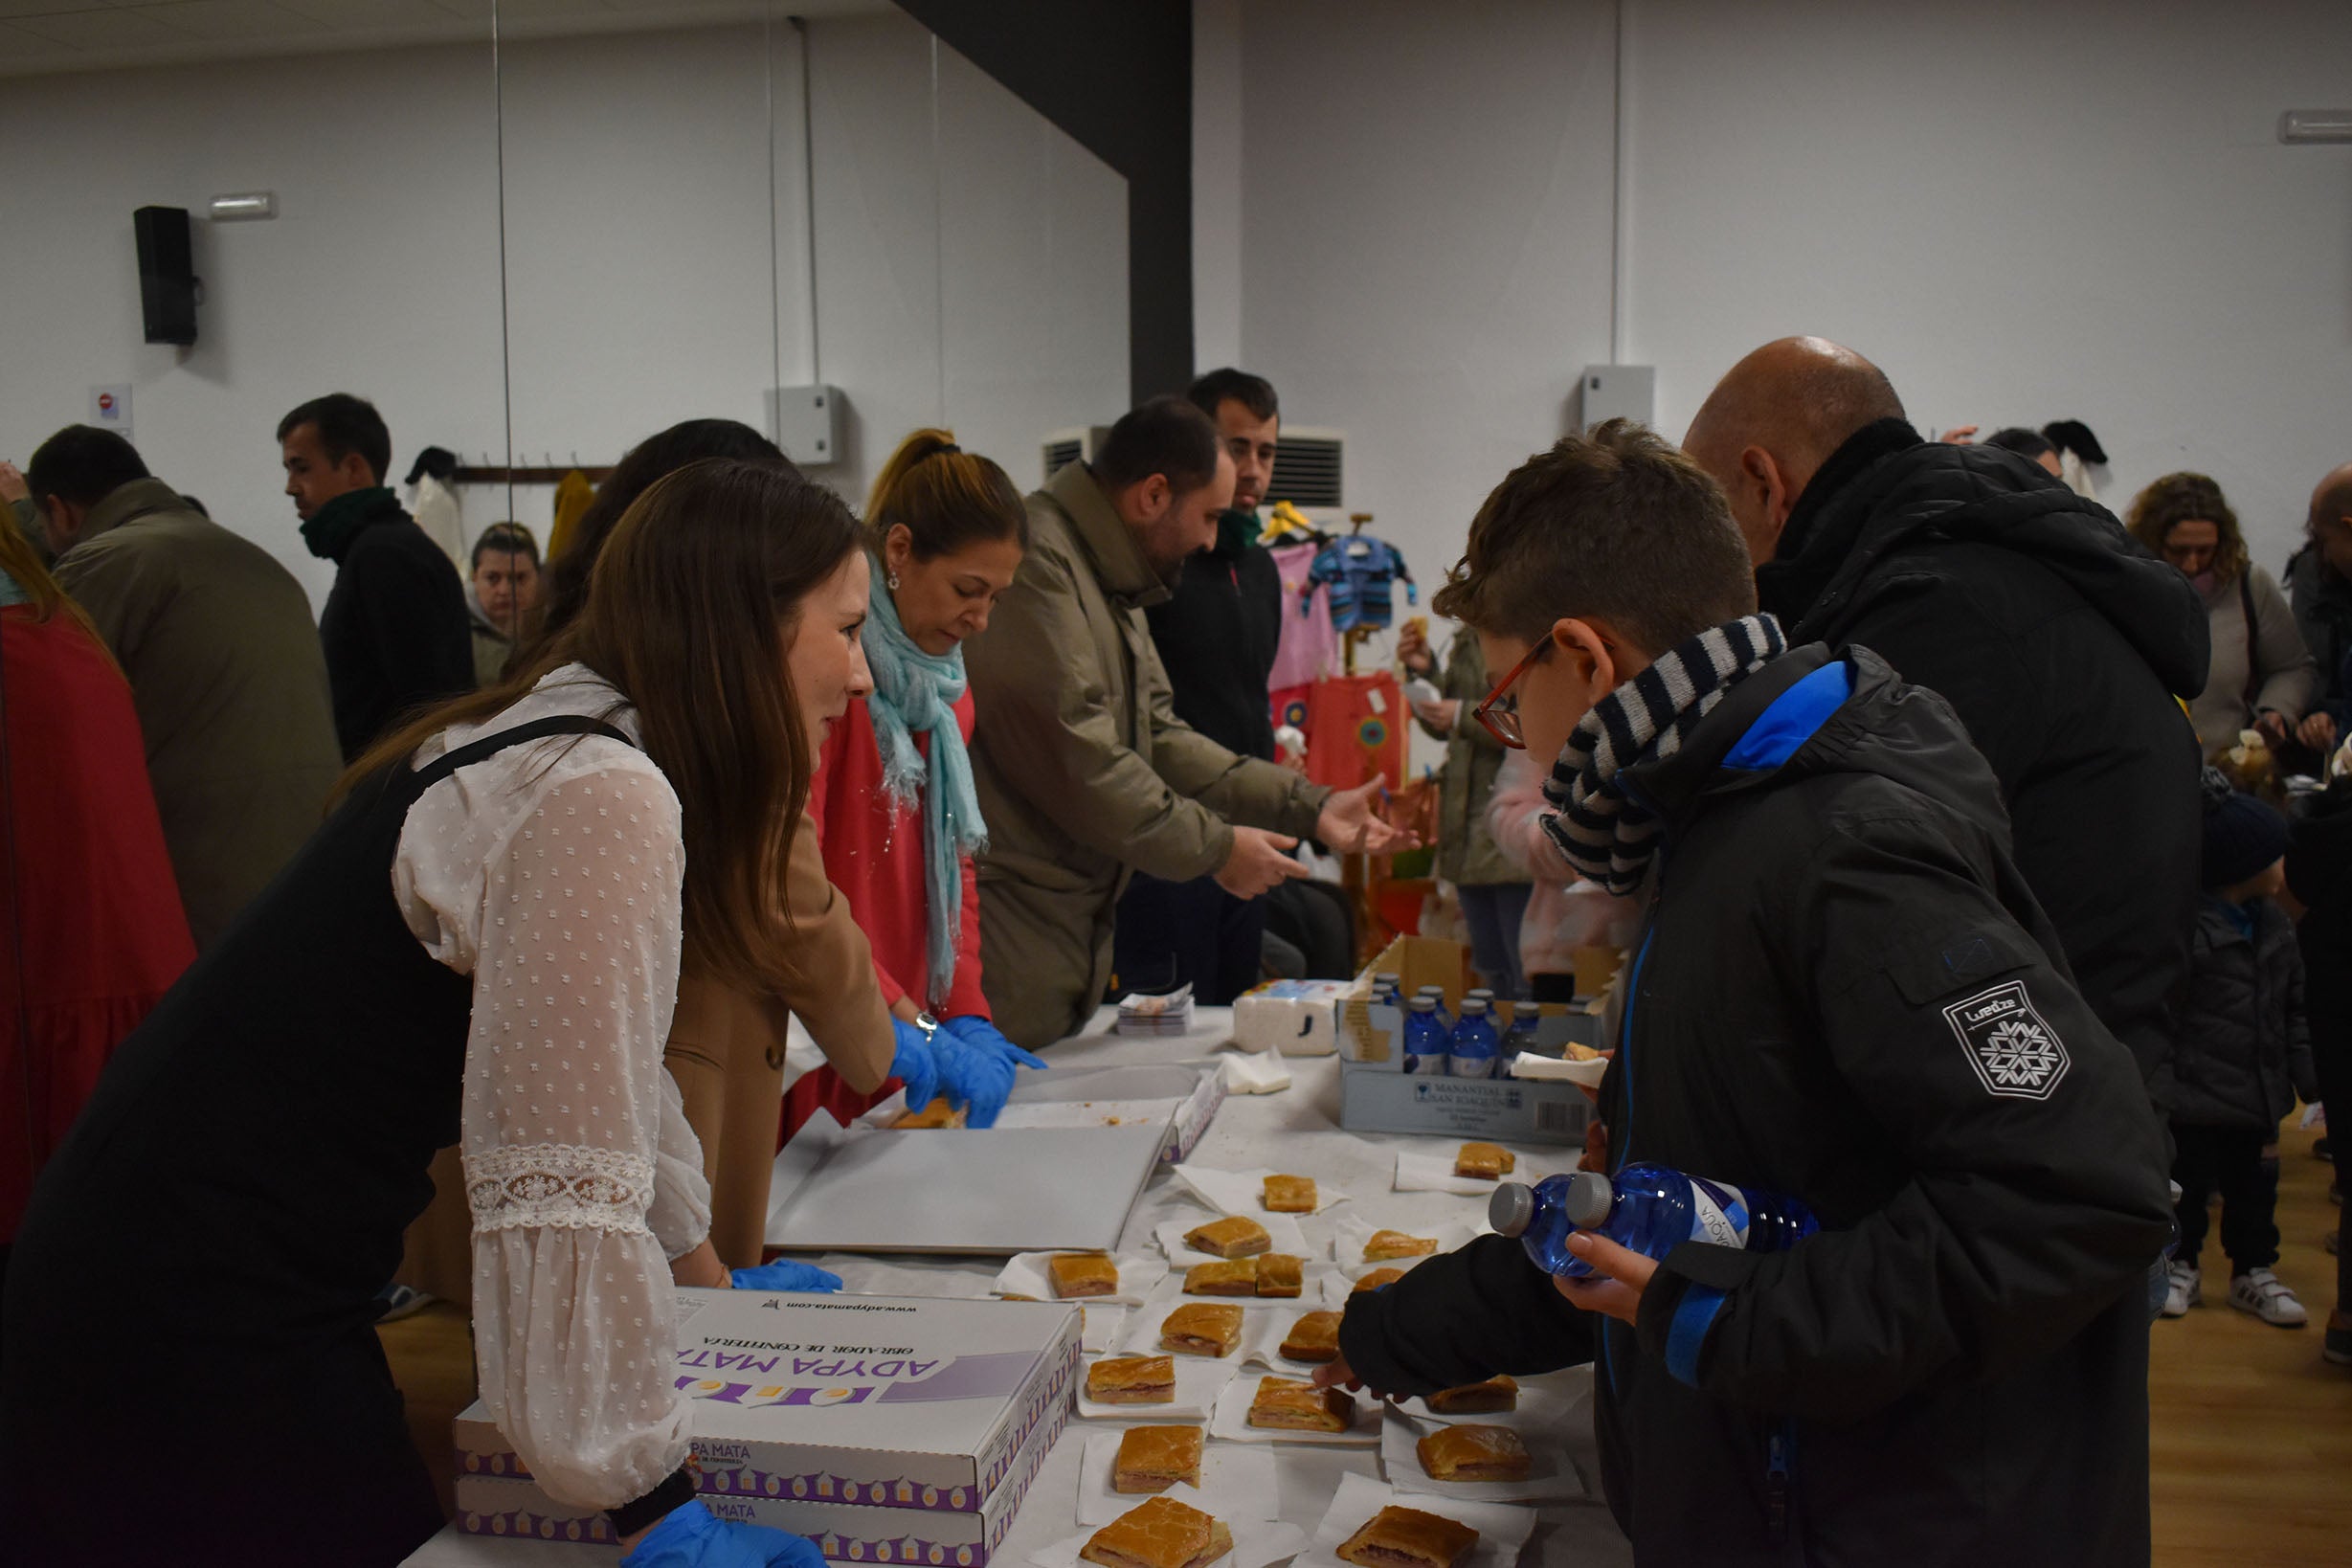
[{"xmin": 456, "ymin": 1290, "xmax": 1079, "ymax": 1563}]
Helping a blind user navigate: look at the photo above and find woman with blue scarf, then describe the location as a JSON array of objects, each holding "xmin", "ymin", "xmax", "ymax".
[{"xmin": 806, "ymin": 430, "xmax": 1046, "ymax": 1130}]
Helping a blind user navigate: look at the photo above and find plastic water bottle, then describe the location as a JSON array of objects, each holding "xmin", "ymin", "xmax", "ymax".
[
  {"xmin": 1373, "ymin": 972, "xmax": 1403, "ymax": 1009},
  {"xmin": 1403, "ymin": 996, "xmax": 1451, "ymax": 1075},
  {"xmin": 1489, "ymin": 1164, "xmax": 1820, "ymax": 1280},
  {"xmin": 1447, "ymin": 997, "xmax": 1500, "ymax": 1078},
  {"xmin": 1502, "ymin": 1002, "xmax": 1545, "ymax": 1062},
  {"xmin": 1414, "ymin": 985, "xmax": 1454, "ymax": 1032}
]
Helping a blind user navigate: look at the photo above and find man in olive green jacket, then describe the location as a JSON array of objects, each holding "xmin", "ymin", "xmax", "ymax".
[
  {"xmin": 34, "ymin": 426, "xmax": 342, "ymax": 950},
  {"xmin": 969, "ymin": 397, "xmax": 1401, "ymax": 1048}
]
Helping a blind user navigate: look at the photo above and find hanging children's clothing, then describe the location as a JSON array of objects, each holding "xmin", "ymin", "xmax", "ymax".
[
  {"xmin": 1268, "ymin": 540, "xmax": 1340, "ymax": 691},
  {"xmin": 1306, "ymin": 534, "xmax": 1416, "ymax": 632},
  {"xmin": 1304, "ymin": 671, "xmax": 1407, "ymax": 793}
]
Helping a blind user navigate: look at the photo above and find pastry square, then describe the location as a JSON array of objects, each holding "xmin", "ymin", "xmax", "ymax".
[
  {"xmin": 1184, "ymin": 1216, "xmax": 1271, "ymax": 1259},
  {"xmin": 1159, "ymin": 1303, "xmax": 1243, "ymax": 1357},
  {"xmin": 1452, "ymin": 1142, "xmax": 1514, "ymax": 1180},
  {"xmin": 1425, "ymin": 1376, "xmax": 1518, "ymax": 1414},
  {"xmin": 1352, "ymin": 1267, "xmax": 1407, "ymax": 1294},
  {"xmin": 1363, "ymin": 1229, "xmax": 1439, "ymax": 1263},
  {"xmin": 1112, "ymin": 1425, "xmax": 1204, "ymax": 1494},
  {"xmin": 1255, "ymin": 1254, "xmax": 1304, "ymax": 1297},
  {"xmin": 1334, "ymin": 1505, "xmax": 1480, "ymax": 1568},
  {"xmin": 1416, "ymin": 1423, "xmax": 1530, "ymax": 1482},
  {"xmin": 1263, "ymin": 1175, "xmax": 1317, "ymax": 1213},
  {"xmin": 1278, "ymin": 1310, "xmax": 1341, "ymax": 1363},
  {"xmin": 1051, "ymin": 1253, "xmax": 1120, "ymax": 1300},
  {"xmin": 1184, "ymin": 1259, "xmax": 1259, "ymax": 1296},
  {"xmin": 1086, "ymin": 1355, "xmax": 1176, "ymax": 1405},
  {"xmin": 1245, "ymin": 1375, "xmax": 1353, "ymax": 1432},
  {"xmin": 1080, "ymin": 1495, "xmax": 1233, "ymax": 1568},
  {"xmin": 894, "ymin": 1097, "xmax": 966, "ymax": 1129}
]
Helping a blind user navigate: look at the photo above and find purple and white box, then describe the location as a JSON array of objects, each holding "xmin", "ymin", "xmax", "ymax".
[{"xmin": 457, "ymin": 1290, "xmax": 1079, "ymax": 1519}]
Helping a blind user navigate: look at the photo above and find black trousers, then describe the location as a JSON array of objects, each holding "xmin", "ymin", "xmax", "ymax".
[
  {"xmin": 1113, "ymin": 872, "xmax": 1268, "ymax": 1004},
  {"xmin": 2170, "ymin": 1123, "xmax": 2279, "ymax": 1273}
]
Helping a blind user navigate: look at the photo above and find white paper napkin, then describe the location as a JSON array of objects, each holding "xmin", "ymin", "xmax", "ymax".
[
  {"xmin": 1505, "ymin": 1052, "xmax": 1608, "ymax": 1087},
  {"xmin": 1029, "ymin": 1481, "xmax": 1308, "ymax": 1568},
  {"xmin": 1378, "ymin": 1399, "xmax": 1589, "ymax": 1504},
  {"xmin": 1117, "ymin": 1285, "xmax": 1293, "ymax": 1359},
  {"xmin": 1081, "ymin": 1307, "xmax": 1126, "ymax": 1355},
  {"xmin": 1154, "ymin": 1213, "xmax": 1312, "ymax": 1267},
  {"xmin": 1237, "ymin": 1305, "xmax": 1346, "ymax": 1372},
  {"xmin": 1221, "ymin": 1049, "xmax": 1293, "ymax": 1095},
  {"xmin": 1206, "ymin": 1373, "xmax": 1380, "ymax": 1448},
  {"xmin": 1074, "ymin": 1430, "xmax": 1283, "ymax": 1525},
  {"xmin": 993, "ymin": 1251, "xmax": 1170, "ymax": 1308},
  {"xmin": 1074, "ymin": 1352, "xmax": 1240, "ymax": 1422},
  {"xmin": 1394, "ymin": 1150, "xmax": 1557, "ymax": 1197},
  {"xmin": 1291, "ymin": 1470, "xmax": 1537, "ymax": 1568},
  {"xmin": 1330, "ymin": 1213, "xmax": 1483, "ymax": 1267},
  {"xmin": 1171, "ymin": 1163, "xmax": 1349, "ymax": 1216}
]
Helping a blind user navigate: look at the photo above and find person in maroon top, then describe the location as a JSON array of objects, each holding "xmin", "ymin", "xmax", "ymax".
[
  {"xmin": 0, "ymin": 511, "xmax": 193, "ymax": 1303},
  {"xmin": 804, "ymin": 429, "xmax": 1043, "ymax": 1133}
]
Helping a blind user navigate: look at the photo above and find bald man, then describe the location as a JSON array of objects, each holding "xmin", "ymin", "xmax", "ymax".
[
  {"xmin": 1685, "ymin": 337, "xmax": 2208, "ymax": 1116},
  {"xmin": 2287, "ymin": 461, "xmax": 2352, "ymax": 755}
]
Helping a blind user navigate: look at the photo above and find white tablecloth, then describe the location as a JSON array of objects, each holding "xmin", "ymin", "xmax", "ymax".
[{"xmin": 402, "ymin": 1006, "xmax": 1629, "ymax": 1567}]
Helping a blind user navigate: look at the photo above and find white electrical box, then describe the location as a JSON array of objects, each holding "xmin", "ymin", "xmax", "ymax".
[
  {"xmin": 1579, "ymin": 365, "xmax": 1654, "ymax": 432},
  {"xmin": 768, "ymin": 384, "xmax": 844, "ymax": 466}
]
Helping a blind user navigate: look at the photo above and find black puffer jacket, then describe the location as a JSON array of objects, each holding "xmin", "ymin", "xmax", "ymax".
[
  {"xmin": 2170, "ymin": 895, "xmax": 2318, "ymax": 1131},
  {"xmin": 1339, "ymin": 645, "xmax": 2173, "ymax": 1567},
  {"xmin": 1756, "ymin": 421, "xmax": 2208, "ymax": 1109}
]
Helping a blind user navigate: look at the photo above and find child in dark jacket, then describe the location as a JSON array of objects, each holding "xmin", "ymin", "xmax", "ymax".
[{"xmin": 2162, "ymin": 774, "xmax": 2318, "ymax": 1325}]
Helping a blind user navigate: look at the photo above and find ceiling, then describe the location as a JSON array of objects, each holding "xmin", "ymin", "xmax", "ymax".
[{"xmin": 0, "ymin": 0, "xmax": 890, "ymax": 78}]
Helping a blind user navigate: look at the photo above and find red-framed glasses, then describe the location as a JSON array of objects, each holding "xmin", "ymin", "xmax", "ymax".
[{"xmin": 1471, "ymin": 637, "xmax": 1552, "ymax": 749}]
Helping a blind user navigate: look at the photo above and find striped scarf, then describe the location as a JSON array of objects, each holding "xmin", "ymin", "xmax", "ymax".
[{"xmin": 1539, "ymin": 614, "xmax": 1788, "ymax": 893}]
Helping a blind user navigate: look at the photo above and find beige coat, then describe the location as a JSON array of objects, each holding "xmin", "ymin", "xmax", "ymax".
[
  {"xmin": 966, "ymin": 463, "xmax": 1330, "ymax": 1048},
  {"xmin": 2188, "ymin": 563, "xmax": 2318, "ymax": 753},
  {"xmin": 54, "ymin": 479, "xmax": 342, "ymax": 951},
  {"xmin": 398, "ymin": 810, "xmax": 897, "ymax": 1299}
]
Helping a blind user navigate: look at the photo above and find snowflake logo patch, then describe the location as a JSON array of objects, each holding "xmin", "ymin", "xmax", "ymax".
[{"xmin": 1943, "ymin": 979, "xmax": 2069, "ymax": 1099}]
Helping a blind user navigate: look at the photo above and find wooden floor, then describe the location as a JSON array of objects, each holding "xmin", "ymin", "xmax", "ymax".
[{"xmin": 380, "ymin": 1128, "xmax": 2352, "ymax": 1561}]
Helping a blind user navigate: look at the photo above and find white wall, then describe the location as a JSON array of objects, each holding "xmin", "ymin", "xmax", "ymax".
[
  {"xmin": 0, "ymin": 12, "xmax": 1129, "ymax": 611},
  {"xmin": 1231, "ymin": 0, "xmax": 2352, "ymax": 610}
]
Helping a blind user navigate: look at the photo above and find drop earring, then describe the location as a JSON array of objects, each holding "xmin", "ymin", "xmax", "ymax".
[{"xmin": 886, "ymin": 571, "xmax": 901, "ymax": 590}]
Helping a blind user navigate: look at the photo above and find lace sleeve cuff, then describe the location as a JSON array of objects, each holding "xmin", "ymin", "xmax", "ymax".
[{"xmin": 465, "ymin": 1143, "xmax": 655, "ymax": 1238}]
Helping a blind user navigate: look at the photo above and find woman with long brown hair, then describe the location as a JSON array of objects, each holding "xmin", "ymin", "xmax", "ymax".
[
  {"xmin": 0, "ymin": 459, "xmax": 852, "ymax": 1568},
  {"xmin": 802, "ymin": 431, "xmax": 1044, "ymax": 1131}
]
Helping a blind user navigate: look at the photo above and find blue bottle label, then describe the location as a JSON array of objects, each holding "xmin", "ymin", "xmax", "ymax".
[{"xmin": 1687, "ymin": 1177, "xmax": 1752, "ymax": 1249}]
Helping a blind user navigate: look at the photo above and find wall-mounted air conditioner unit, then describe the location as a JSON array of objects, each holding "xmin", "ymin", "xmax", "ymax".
[{"xmin": 1042, "ymin": 425, "xmax": 1349, "ymax": 509}]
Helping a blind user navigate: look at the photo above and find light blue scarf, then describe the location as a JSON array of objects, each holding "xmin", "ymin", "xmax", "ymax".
[{"xmin": 862, "ymin": 552, "xmax": 987, "ymax": 1008}]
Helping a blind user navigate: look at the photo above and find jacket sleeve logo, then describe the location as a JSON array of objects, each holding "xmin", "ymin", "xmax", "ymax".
[{"xmin": 1943, "ymin": 979, "xmax": 2069, "ymax": 1099}]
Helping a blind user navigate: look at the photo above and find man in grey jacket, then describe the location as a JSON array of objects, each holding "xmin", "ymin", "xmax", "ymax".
[
  {"xmin": 967, "ymin": 396, "xmax": 1403, "ymax": 1048},
  {"xmin": 34, "ymin": 425, "xmax": 341, "ymax": 950}
]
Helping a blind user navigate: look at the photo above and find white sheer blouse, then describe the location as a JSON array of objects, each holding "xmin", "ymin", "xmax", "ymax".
[{"xmin": 392, "ymin": 665, "xmax": 710, "ymax": 1510}]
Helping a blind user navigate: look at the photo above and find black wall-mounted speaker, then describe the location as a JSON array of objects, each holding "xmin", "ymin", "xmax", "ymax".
[{"xmin": 133, "ymin": 205, "xmax": 196, "ymax": 347}]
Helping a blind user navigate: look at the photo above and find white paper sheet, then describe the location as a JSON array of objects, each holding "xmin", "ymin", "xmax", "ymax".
[
  {"xmin": 1318, "ymin": 1255, "xmax": 1444, "ymax": 1307},
  {"xmin": 1237, "ymin": 1305, "xmax": 1346, "ymax": 1373},
  {"xmin": 993, "ymin": 1251, "xmax": 1170, "ymax": 1308},
  {"xmin": 1330, "ymin": 1213, "xmax": 1484, "ymax": 1267},
  {"xmin": 1073, "ymin": 1430, "xmax": 1283, "ymax": 1526},
  {"xmin": 1206, "ymin": 1373, "xmax": 1380, "ymax": 1448},
  {"xmin": 1081, "ymin": 1307, "xmax": 1126, "ymax": 1355},
  {"xmin": 1154, "ymin": 1213, "xmax": 1312, "ymax": 1267},
  {"xmin": 1291, "ymin": 1470, "xmax": 1537, "ymax": 1568},
  {"xmin": 1029, "ymin": 1481, "xmax": 1308, "ymax": 1568},
  {"xmin": 1378, "ymin": 1395, "xmax": 1590, "ymax": 1504},
  {"xmin": 1505, "ymin": 1052, "xmax": 1608, "ymax": 1087},
  {"xmin": 1394, "ymin": 1150, "xmax": 1566, "ymax": 1197},
  {"xmin": 1221, "ymin": 1049, "xmax": 1294, "ymax": 1095},
  {"xmin": 1074, "ymin": 1353, "xmax": 1240, "ymax": 1422},
  {"xmin": 1171, "ymin": 1163, "xmax": 1349, "ymax": 1216}
]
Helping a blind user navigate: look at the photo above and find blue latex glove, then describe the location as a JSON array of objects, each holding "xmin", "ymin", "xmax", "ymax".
[
  {"xmin": 620, "ymin": 1499, "xmax": 823, "ymax": 1568},
  {"xmin": 889, "ymin": 1016, "xmax": 940, "ymax": 1114},
  {"xmin": 936, "ymin": 1015, "xmax": 1049, "ymax": 1129},
  {"xmin": 730, "ymin": 1259, "xmax": 842, "ymax": 1292}
]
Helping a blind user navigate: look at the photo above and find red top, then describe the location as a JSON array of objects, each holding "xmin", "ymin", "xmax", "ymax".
[
  {"xmin": 1, "ymin": 607, "xmax": 196, "ymax": 1240},
  {"xmin": 807, "ymin": 689, "xmax": 989, "ymax": 1019},
  {"xmin": 783, "ymin": 689, "xmax": 987, "ymax": 1142}
]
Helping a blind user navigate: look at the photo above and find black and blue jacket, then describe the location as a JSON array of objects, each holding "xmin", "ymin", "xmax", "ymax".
[{"xmin": 1337, "ymin": 643, "xmax": 2173, "ymax": 1567}]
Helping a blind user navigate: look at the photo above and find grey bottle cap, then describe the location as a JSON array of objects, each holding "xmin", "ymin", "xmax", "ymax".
[
  {"xmin": 1467, "ymin": 988, "xmax": 1495, "ymax": 1002},
  {"xmin": 1489, "ymin": 1182, "xmax": 1535, "ymax": 1237},
  {"xmin": 1564, "ymin": 1171, "xmax": 1615, "ymax": 1229},
  {"xmin": 1408, "ymin": 996, "xmax": 1437, "ymax": 1013},
  {"xmin": 1460, "ymin": 997, "xmax": 1489, "ymax": 1016},
  {"xmin": 1416, "ymin": 985, "xmax": 1445, "ymax": 998}
]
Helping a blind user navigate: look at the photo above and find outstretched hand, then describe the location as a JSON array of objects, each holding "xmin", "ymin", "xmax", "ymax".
[{"xmin": 1550, "ymin": 1230, "xmax": 1657, "ymax": 1325}]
